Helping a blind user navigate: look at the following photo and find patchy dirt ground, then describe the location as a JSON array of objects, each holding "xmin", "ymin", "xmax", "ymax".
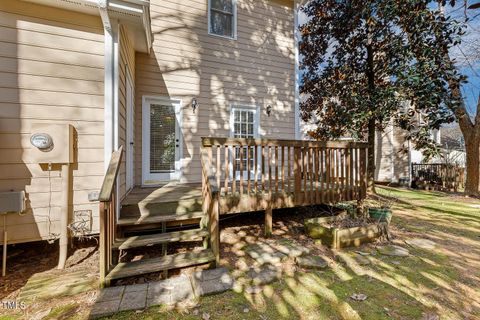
[
  {"xmin": 0, "ymin": 238, "xmax": 99, "ymax": 319},
  {"xmin": 2, "ymin": 187, "xmax": 480, "ymax": 320}
]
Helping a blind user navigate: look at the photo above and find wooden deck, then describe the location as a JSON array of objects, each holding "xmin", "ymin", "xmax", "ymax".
[
  {"xmin": 98, "ymin": 138, "xmax": 368, "ymax": 287},
  {"xmin": 119, "ymin": 184, "xmax": 204, "ymax": 226},
  {"xmin": 119, "ymin": 181, "xmax": 361, "ymax": 226}
]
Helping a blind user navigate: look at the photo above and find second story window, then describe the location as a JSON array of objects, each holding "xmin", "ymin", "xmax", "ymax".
[{"xmin": 208, "ymin": 0, "xmax": 236, "ymax": 39}]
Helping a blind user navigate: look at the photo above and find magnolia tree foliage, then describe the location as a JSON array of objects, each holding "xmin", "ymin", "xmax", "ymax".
[{"xmin": 299, "ymin": 0, "xmax": 465, "ymax": 159}]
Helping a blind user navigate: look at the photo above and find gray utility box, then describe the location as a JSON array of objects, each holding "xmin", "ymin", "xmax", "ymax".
[{"xmin": 0, "ymin": 191, "xmax": 26, "ymax": 213}]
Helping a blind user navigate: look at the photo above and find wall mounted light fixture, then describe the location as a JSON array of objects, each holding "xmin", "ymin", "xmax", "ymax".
[
  {"xmin": 266, "ymin": 105, "xmax": 272, "ymax": 117},
  {"xmin": 192, "ymin": 98, "xmax": 198, "ymax": 113}
]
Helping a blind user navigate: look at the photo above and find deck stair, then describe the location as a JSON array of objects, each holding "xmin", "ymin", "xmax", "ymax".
[
  {"xmin": 105, "ymin": 185, "xmax": 214, "ymax": 284},
  {"xmin": 105, "ymin": 249, "xmax": 215, "ymax": 282}
]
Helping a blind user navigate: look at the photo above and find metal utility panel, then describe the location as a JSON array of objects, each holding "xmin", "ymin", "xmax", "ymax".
[
  {"xmin": 0, "ymin": 191, "xmax": 25, "ymax": 214},
  {"xmin": 29, "ymin": 124, "xmax": 76, "ymax": 164}
]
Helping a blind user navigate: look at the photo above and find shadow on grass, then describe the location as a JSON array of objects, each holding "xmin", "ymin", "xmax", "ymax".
[{"xmin": 99, "ymin": 186, "xmax": 480, "ymax": 320}]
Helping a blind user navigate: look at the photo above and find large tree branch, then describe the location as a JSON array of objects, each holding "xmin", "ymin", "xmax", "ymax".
[{"xmin": 448, "ymin": 79, "xmax": 475, "ymax": 138}]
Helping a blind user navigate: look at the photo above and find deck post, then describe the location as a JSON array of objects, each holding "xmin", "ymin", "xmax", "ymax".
[
  {"xmin": 209, "ymin": 191, "xmax": 220, "ymax": 265},
  {"xmin": 265, "ymin": 195, "xmax": 273, "ymax": 237},
  {"xmin": 99, "ymin": 201, "xmax": 107, "ymax": 288}
]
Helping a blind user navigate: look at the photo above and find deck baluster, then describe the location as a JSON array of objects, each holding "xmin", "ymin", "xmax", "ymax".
[
  {"xmin": 224, "ymin": 145, "xmax": 229, "ymax": 195},
  {"xmin": 275, "ymin": 146, "xmax": 279, "ymax": 194}
]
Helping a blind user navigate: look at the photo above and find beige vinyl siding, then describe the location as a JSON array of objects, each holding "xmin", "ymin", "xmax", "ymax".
[
  {"xmin": 118, "ymin": 25, "xmax": 136, "ymax": 199},
  {"xmin": 0, "ymin": 0, "xmax": 104, "ymax": 244},
  {"xmin": 135, "ymin": 0, "xmax": 295, "ymax": 184}
]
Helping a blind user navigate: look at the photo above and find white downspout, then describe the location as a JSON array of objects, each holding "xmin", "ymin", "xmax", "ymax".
[
  {"xmin": 99, "ymin": 0, "xmax": 114, "ymax": 170},
  {"xmin": 98, "ymin": 1, "xmax": 120, "ymax": 218},
  {"xmin": 98, "ymin": 0, "xmax": 119, "ymax": 168},
  {"xmin": 294, "ymin": 0, "xmax": 301, "ymax": 140}
]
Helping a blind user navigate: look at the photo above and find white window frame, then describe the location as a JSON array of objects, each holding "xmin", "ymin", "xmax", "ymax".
[
  {"xmin": 141, "ymin": 96, "xmax": 183, "ymax": 186},
  {"xmin": 208, "ymin": 0, "xmax": 237, "ymax": 40},
  {"xmin": 229, "ymin": 104, "xmax": 260, "ymax": 180}
]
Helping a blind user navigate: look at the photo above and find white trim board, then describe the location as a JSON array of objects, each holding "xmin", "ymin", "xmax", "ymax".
[
  {"xmin": 125, "ymin": 65, "xmax": 135, "ymax": 191},
  {"xmin": 294, "ymin": 0, "xmax": 301, "ymax": 140}
]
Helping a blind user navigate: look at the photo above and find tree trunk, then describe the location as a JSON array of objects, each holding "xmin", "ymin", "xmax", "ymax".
[
  {"xmin": 366, "ymin": 20, "xmax": 376, "ymax": 194},
  {"xmin": 367, "ymin": 118, "xmax": 376, "ymax": 193},
  {"xmin": 464, "ymin": 135, "xmax": 480, "ymax": 196},
  {"xmin": 437, "ymin": 2, "xmax": 480, "ymax": 196}
]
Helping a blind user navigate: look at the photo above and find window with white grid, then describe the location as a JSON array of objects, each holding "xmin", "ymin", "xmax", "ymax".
[{"xmin": 231, "ymin": 107, "xmax": 257, "ymax": 172}]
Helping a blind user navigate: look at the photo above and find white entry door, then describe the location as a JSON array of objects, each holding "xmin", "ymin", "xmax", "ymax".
[
  {"xmin": 125, "ymin": 69, "xmax": 134, "ymax": 191},
  {"xmin": 230, "ymin": 106, "xmax": 259, "ymax": 180},
  {"xmin": 142, "ymin": 97, "xmax": 182, "ymax": 185}
]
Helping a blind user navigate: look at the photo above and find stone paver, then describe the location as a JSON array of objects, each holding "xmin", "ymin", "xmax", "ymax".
[
  {"xmin": 147, "ymin": 274, "xmax": 195, "ymax": 307},
  {"xmin": 353, "ymin": 253, "xmax": 371, "ymax": 265},
  {"xmin": 190, "ymin": 267, "xmax": 233, "ymax": 296},
  {"xmin": 246, "ymin": 266, "xmax": 279, "ymax": 285},
  {"xmin": 91, "ymin": 269, "xmax": 237, "ymax": 314},
  {"xmin": 273, "ymin": 240, "xmax": 311, "ymax": 258},
  {"xmin": 296, "ymin": 255, "xmax": 328, "ymax": 269},
  {"xmin": 245, "ymin": 243, "xmax": 288, "ymax": 265},
  {"xmin": 96, "ymin": 285, "xmax": 125, "ymax": 302},
  {"xmin": 119, "ymin": 290, "xmax": 147, "ymax": 311},
  {"xmin": 405, "ymin": 238, "xmax": 437, "ymax": 250},
  {"xmin": 124, "ymin": 283, "xmax": 148, "ymax": 293},
  {"xmin": 90, "ymin": 299, "xmax": 121, "ymax": 318},
  {"xmin": 378, "ymin": 245, "xmax": 410, "ymax": 257}
]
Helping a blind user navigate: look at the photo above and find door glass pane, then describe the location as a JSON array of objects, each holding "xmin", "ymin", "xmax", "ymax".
[
  {"xmin": 150, "ymin": 104, "xmax": 176, "ymax": 173},
  {"xmin": 232, "ymin": 109, "xmax": 255, "ymax": 171}
]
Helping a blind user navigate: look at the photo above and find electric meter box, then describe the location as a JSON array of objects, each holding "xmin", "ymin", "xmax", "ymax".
[{"xmin": 30, "ymin": 124, "xmax": 76, "ymax": 164}]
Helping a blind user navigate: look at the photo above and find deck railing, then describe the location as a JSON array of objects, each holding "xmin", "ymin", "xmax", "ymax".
[
  {"xmin": 98, "ymin": 146, "xmax": 123, "ymax": 288},
  {"xmin": 201, "ymin": 138, "xmax": 368, "ymax": 239},
  {"xmin": 202, "ymin": 138, "xmax": 368, "ymax": 202}
]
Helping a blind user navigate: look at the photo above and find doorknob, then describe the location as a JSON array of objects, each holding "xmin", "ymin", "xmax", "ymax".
[{"xmin": 130, "ymin": 142, "xmax": 134, "ymax": 145}]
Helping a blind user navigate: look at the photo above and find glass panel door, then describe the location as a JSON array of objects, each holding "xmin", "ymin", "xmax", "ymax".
[
  {"xmin": 231, "ymin": 107, "xmax": 258, "ymax": 180},
  {"xmin": 233, "ymin": 109, "xmax": 255, "ymax": 172},
  {"xmin": 142, "ymin": 97, "xmax": 182, "ymax": 185}
]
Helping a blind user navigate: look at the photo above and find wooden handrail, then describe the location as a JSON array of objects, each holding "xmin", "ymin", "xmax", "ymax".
[
  {"xmin": 98, "ymin": 146, "xmax": 124, "ymax": 202},
  {"xmin": 99, "ymin": 146, "xmax": 123, "ymax": 288},
  {"xmin": 200, "ymin": 145, "xmax": 220, "ymax": 264},
  {"xmin": 202, "ymin": 137, "xmax": 368, "ymax": 149},
  {"xmin": 200, "ymin": 146, "xmax": 219, "ymax": 193}
]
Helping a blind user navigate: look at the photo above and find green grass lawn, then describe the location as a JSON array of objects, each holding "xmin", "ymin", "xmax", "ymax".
[
  {"xmin": 2, "ymin": 187, "xmax": 478, "ymax": 320},
  {"xmin": 102, "ymin": 187, "xmax": 480, "ymax": 320}
]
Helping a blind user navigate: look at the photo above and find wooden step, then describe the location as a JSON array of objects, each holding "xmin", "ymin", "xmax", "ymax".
[
  {"xmin": 113, "ymin": 229, "xmax": 209, "ymax": 250},
  {"xmin": 120, "ymin": 198, "xmax": 203, "ymax": 217},
  {"xmin": 106, "ymin": 249, "xmax": 215, "ymax": 281},
  {"xmin": 117, "ymin": 211, "xmax": 205, "ymax": 226}
]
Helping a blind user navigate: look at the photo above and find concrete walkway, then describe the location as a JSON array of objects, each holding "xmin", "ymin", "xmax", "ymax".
[{"xmin": 89, "ymin": 268, "xmax": 233, "ymax": 318}]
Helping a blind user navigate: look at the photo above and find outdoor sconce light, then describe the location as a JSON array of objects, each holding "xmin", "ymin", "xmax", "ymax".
[
  {"xmin": 266, "ymin": 105, "xmax": 272, "ymax": 117},
  {"xmin": 192, "ymin": 98, "xmax": 198, "ymax": 113}
]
